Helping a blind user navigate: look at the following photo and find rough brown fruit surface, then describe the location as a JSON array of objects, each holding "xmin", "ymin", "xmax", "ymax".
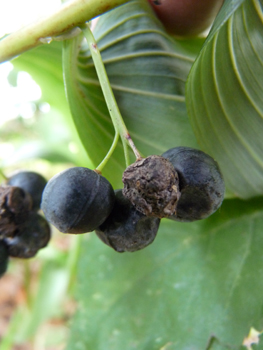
[
  {"xmin": 122, "ymin": 155, "xmax": 180, "ymax": 218},
  {"xmin": 0, "ymin": 186, "xmax": 32, "ymax": 239}
]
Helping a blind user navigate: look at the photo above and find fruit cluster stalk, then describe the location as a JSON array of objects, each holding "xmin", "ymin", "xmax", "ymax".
[{"xmin": 81, "ymin": 23, "xmax": 141, "ymax": 169}]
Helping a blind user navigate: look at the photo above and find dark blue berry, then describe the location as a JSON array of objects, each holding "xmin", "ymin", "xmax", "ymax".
[
  {"xmin": 4, "ymin": 213, "xmax": 51, "ymax": 259},
  {"xmin": 41, "ymin": 167, "xmax": 115, "ymax": 233},
  {"xmin": 162, "ymin": 147, "xmax": 225, "ymax": 221},
  {"xmin": 96, "ymin": 190, "xmax": 160, "ymax": 252},
  {"xmin": 7, "ymin": 171, "xmax": 47, "ymax": 211}
]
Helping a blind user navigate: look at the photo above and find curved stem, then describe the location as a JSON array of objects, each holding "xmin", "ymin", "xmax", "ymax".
[
  {"xmin": 96, "ymin": 132, "xmax": 120, "ymax": 172},
  {"xmin": 0, "ymin": 0, "xmax": 131, "ymax": 63},
  {"xmin": 81, "ymin": 23, "xmax": 141, "ymax": 169}
]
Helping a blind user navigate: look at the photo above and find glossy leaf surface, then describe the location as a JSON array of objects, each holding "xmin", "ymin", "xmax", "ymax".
[
  {"xmin": 186, "ymin": 0, "xmax": 263, "ymax": 199},
  {"xmin": 3, "ymin": 0, "xmax": 263, "ymax": 349}
]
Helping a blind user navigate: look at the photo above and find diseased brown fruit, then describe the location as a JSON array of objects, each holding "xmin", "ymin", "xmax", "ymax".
[
  {"xmin": 0, "ymin": 186, "xmax": 32, "ymax": 238},
  {"xmin": 148, "ymin": 0, "xmax": 224, "ymax": 37},
  {"xmin": 122, "ymin": 155, "xmax": 180, "ymax": 218}
]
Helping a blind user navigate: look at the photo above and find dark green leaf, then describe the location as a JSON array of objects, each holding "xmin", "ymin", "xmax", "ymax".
[
  {"xmin": 67, "ymin": 195, "xmax": 263, "ymax": 350},
  {"xmin": 63, "ymin": 0, "xmax": 204, "ymax": 187},
  {"xmin": 186, "ymin": 0, "xmax": 263, "ymax": 199}
]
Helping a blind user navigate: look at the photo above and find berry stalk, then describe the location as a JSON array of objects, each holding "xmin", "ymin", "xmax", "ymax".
[
  {"xmin": 81, "ymin": 23, "xmax": 141, "ymax": 169},
  {"xmin": 96, "ymin": 132, "xmax": 120, "ymax": 172}
]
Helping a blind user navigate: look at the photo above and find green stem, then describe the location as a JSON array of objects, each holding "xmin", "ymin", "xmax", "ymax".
[
  {"xmin": 81, "ymin": 23, "xmax": 141, "ymax": 168},
  {"xmin": 123, "ymin": 141, "xmax": 131, "ymax": 168},
  {"xmin": 96, "ymin": 132, "xmax": 120, "ymax": 172},
  {"xmin": 0, "ymin": 0, "xmax": 131, "ymax": 63}
]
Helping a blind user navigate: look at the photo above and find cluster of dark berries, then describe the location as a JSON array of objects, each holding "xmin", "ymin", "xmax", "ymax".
[
  {"xmin": 123, "ymin": 147, "xmax": 225, "ymax": 222},
  {"xmin": 41, "ymin": 147, "xmax": 225, "ymax": 254},
  {"xmin": 0, "ymin": 171, "xmax": 51, "ymax": 278}
]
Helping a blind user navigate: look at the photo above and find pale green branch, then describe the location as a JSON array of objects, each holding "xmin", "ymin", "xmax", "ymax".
[
  {"xmin": 96, "ymin": 132, "xmax": 120, "ymax": 172},
  {"xmin": 0, "ymin": 0, "xmax": 131, "ymax": 63},
  {"xmin": 81, "ymin": 23, "xmax": 141, "ymax": 168}
]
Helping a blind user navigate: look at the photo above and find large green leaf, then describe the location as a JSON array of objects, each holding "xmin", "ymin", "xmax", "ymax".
[
  {"xmin": 67, "ymin": 196, "xmax": 263, "ymax": 350},
  {"xmin": 63, "ymin": 0, "xmax": 204, "ymax": 187},
  {"xmin": 186, "ymin": 0, "xmax": 263, "ymax": 199}
]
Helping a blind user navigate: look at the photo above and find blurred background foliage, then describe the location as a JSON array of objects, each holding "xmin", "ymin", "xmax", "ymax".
[
  {"xmin": 0, "ymin": 39, "xmax": 92, "ymax": 350},
  {"xmin": 1, "ymin": 0, "xmax": 263, "ymax": 349}
]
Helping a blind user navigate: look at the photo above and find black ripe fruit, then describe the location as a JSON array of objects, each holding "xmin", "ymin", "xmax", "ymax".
[
  {"xmin": 95, "ymin": 190, "xmax": 160, "ymax": 252},
  {"xmin": 41, "ymin": 167, "xmax": 115, "ymax": 234},
  {"xmin": 122, "ymin": 155, "xmax": 180, "ymax": 218},
  {"xmin": 162, "ymin": 147, "xmax": 225, "ymax": 221},
  {"xmin": 7, "ymin": 171, "xmax": 47, "ymax": 211},
  {"xmin": 4, "ymin": 213, "xmax": 51, "ymax": 259},
  {"xmin": 0, "ymin": 241, "xmax": 9, "ymax": 278}
]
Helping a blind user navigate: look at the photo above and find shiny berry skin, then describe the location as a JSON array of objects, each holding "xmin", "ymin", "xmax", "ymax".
[
  {"xmin": 0, "ymin": 241, "xmax": 9, "ymax": 278},
  {"xmin": 7, "ymin": 171, "xmax": 47, "ymax": 211},
  {"xmin": 162, "ymin": 147, "xmax": 225, "ymax": 222},
  {"xmin": 41, "ymin": 167, "xmax": 115, "ymax": 234},
  {"xmin": 95, "ymin": 189, "xmax": 160, "ymax": 252},
  {"xmin": 4, "ymin": 213, "xmax": 51, "ymax": 259}
]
